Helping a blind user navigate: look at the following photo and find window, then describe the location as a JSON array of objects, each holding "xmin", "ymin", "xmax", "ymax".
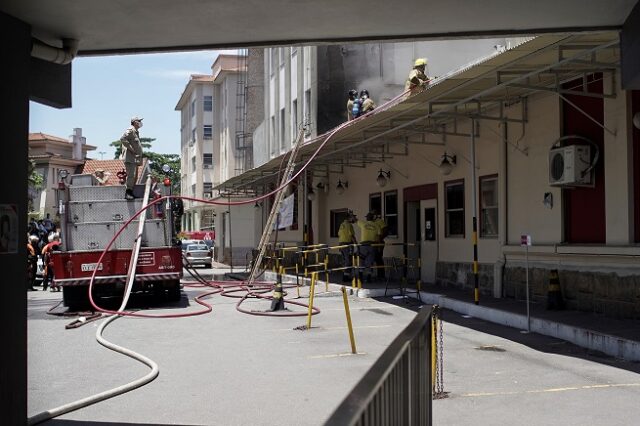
[
  {"xmin": 191, "ymin": 156, "xmax": 196, "ymax": 171},
  {"xmin": 191, "ymin": 184, "xmax": 196, "ymax": 197},
  {"xmin": 445, "ymin": 180, "xmax": 465, "ymax": 237},
  {"xmin": 480, "ymin": 175, "xmax": 498, "ymax": 238},
  {"xmin": 191, "ymin": 128, "xmax": 196, "ymax": 143},
  {"xmin": 330, "ymin": 209, "xmax": 350, "ymax": 238},
  {"xmin": 369, "ymin": 193, "xmax": 382, "ymax": 216},
  {"xmin": 203, "ymin": 182, "xmax": 213, "ymax": 198},
  {"xmin": 203, "ymin": 153, "xmax": 213, "ymax": 168},
  {"xmin": 204, "ymin": 96, "xmax": 212, "ymax": 111},
  {"xmin": 290, "ymin": 183, "xmax": 298, "ymax": 231},
  {"xmin": 384, "ymin": 191, "xmax": 398, "ymax": 237},
  {"xmin": 203, "ymin": 125, "xmax": 212, "ymax": 139},
  {"xmin": 191, "ymin": 99, "xmax": 196, "ymax": 117},
  {"xmin": 304, "ymin": 89, "xmax": 311, "ymax": 136},
  {"xmin": 270, "ymin": 116, "xmax": 276, "ymax": 155}
]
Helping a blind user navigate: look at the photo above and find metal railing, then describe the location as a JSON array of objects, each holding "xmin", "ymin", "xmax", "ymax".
[{"xmin": 325, "ymin": 306, "xmax": 433, "ymax": 426}]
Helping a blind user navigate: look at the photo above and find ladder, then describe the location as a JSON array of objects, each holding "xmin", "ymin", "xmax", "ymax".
[{"xmin": 246, "ymin": 130, "xmax": 305, "ymax": 286}]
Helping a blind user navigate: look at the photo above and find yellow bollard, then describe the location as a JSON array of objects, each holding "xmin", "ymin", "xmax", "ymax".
[
  {"xmin": 306, "ymin": 272, "xmax": 317, "ymax": 329},
  {"xmin": 341, "ymin": 286, "xmax": 357, "ymax": 354}
]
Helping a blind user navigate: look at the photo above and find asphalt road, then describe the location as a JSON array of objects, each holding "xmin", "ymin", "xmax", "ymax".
[{"xmin": 27, "ymin": 275, "xmax": 640, "ymax": 426}]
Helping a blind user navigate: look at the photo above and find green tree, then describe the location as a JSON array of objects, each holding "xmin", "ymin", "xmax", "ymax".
[
  {"xmin": 110, "ymin": 137, "xmax": 155, "ymax": 158},
  {"xmin": 28, "ymin": 159, "xmax": 43, "ymax": 214},
  {"xmin": 144, "ymin": 152, "xmax": 181, "ymax": 194}
]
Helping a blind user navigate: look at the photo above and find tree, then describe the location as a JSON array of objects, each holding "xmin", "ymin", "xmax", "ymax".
[
  {"xmin": 144, "ymin": 152, "xmax": 181, "ymax": 194},
  {"xmin": 27, "ymin": 160, "xmax": 43, "ymax": 214},
  {"xmin": 110, "ymin": 137, "xmax": 154, "ymax": 159}
]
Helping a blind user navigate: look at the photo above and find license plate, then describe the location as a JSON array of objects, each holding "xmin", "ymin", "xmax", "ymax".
[{"xmin": 81, "ymin": 263, "xmax": 103, "ymax": 272}]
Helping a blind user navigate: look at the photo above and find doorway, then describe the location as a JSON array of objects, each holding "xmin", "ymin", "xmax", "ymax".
[{"xmin": 420, "ymin": 199, "xmax": 438, "ymax": 284}]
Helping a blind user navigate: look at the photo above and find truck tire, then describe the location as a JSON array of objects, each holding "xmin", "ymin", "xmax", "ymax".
[
  {"xmin": 168, "ymin": 280, "xmax": 181, "ymax": 302},
  {"xmin": 63, "ymin": 285, "xmax": 91, "ymax": 311}
]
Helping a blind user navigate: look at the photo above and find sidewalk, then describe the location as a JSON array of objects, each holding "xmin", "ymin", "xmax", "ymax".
[{"xmin": 357, "ymin": 280, "xmax": 640, "ymax": 362}]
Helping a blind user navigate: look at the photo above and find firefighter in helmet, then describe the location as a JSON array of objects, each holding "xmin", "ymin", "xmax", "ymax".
[
  {"xmin": 405, "ymin": 58, "xmax": 431, "ymax": 96},
  {"xmin": 360, "ymin": 89, "xmax": 376, "ymax": 115},
  {"xmin": 120, "ymin": 116, "xmax": 144, "ymax": 200},
  {"xmin": 347, "ymin": 89, "xmax": 359, "ymax": 121}
]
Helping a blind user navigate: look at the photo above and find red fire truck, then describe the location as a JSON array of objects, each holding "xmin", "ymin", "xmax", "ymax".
[{"xmin": 52, "ymin": 174, "xmax": 183, "ymax": 310}]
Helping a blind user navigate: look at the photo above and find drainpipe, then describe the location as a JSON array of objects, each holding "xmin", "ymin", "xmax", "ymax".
[
  {"xmin": 31, "ymin": 38, "xmax": 78, "ymax": 65},
  {"xmin": 495, "ymin": 119, "xmax": 508, "ymax": 298}
]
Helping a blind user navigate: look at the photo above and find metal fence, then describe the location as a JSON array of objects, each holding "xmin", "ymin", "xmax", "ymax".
[{"xmin": 325, "ymin": 306, "xmax": 433, "ymax": 426}]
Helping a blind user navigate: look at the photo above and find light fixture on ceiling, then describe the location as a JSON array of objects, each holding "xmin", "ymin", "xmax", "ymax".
[
  {"xmin": 376, "ymin": 169, "xmax": 391, "ymax": 187},
  {"xmin": 336, "ymin": 179, "xmax": 348, "ymax": 195},
  {"xmin": 316, "ymin": 181, "xmax": 328, "ymax": 193},
  {"xmin": 439, "ymin": 153, "xmax": 457, "ymax": 175}
]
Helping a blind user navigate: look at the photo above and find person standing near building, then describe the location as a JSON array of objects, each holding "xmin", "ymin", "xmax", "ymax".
[
  {"xmin": 120, "ymin": 116, "xmax": 144, "ymax": 200},
  {"xmin": 404, "ymin": 58, "xmax": 431, "ymax": 96},
  {"xmin": 360, "ymin": 89, "xmax": 376, "ymax": 115},
  {"xmin": 347, "ymin": 89, "xmax": 360, "ymax": 121},
  {"xmin": 41, "ymin": 233, "xmax": 61, "ymax": 291},
  {"xmin": 372, "ymin": 209, "xmax": 388, "ymax": 279},
  {"xmin": 357, "ymin": 212, "xmax": 379, "ymax": 283},
  {"xmin": 338, "ymin": 211, "xmax": 358, "ymax": 282}
]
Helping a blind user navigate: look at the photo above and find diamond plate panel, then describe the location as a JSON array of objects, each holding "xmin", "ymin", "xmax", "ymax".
[
  {"xmin": 67, "ymin": 219, "xmax": 169, "ymax": 251},
  {"xmin": 67, "ymin": 200, "xmax": 145, "ymax": 223},
  {"xmin": 68, "ymin": 185, "xmax": 126, "ymax": 202}
]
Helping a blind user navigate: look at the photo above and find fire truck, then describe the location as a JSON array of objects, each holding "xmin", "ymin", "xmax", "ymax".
[{"xmin": 51, "ymin": 173, "xmax": 183, "ymax": 310}]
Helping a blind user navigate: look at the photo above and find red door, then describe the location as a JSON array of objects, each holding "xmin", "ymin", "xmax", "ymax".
[{"xmin": 562, "ymin": 75, "xmax": 605, "ymax": 244}]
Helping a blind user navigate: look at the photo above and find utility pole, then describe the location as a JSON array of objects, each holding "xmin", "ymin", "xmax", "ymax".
[{"xmin": 98, "ymin": 151, "xmax": 106, "ymax": 160}]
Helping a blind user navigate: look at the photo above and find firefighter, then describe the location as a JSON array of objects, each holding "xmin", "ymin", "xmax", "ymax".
[
  {"xmin": 27, "ymin": 235, "xmax": 38, "ymax": 291},
  {"xmin": 356, "ymin": 212, "xmax": 379, "ymax": 283},
  {"xmin": 120, "ymin": 116, "xmax": 144, "ymax": 200},
  {"xmin": 360, "ymin": 89, "xmax": 376, "ymax": 114},
  {"xmin": 338, "ymin": 211, "xmax": 357, "ymax": 282},
  {"xmin": 42, "ymin": 233, "xmax": 61, "ymax": 291},
  {"xmin": 347, "ymin": 89, "xmax": 360, "ymax": 120},
  {"xmin": 404, "ymin": 58, "xmax": 431, "ymax": 96}
]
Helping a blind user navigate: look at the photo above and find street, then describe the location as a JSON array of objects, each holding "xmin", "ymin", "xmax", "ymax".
[{"xmin": 27, "ymin": 275, "xmax": 640, "ymax": 425}]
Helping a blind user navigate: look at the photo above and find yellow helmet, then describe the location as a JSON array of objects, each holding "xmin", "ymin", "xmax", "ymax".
[{"xmin": 414, "ymin": 58, "xmax": 427, "ymax": 67}]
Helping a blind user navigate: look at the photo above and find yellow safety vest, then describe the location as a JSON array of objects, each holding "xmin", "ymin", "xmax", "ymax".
[
  {"xmin": 338, "ymin": 220, "xmax": 355, "ymax": 243},
  {"xmin": 357, "ymin": 220, "xmax": 379, "ymax": 243}
]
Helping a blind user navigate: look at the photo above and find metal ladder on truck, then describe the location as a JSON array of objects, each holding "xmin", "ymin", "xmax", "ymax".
[{"xmin": 246, "ymin": 130, "xmax": 304, "ymax": 287}]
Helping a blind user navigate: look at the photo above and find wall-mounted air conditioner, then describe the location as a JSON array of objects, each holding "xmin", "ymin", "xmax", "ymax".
[{"xmin": 548, "ymin": 145, "xmax": 591, "ymax": 186}]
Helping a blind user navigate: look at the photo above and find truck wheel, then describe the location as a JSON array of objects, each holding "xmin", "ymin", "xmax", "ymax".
[
  {"xmin": 63, "ymin": 286, "xmax": 90, "ymax": 311},
  {"xmin": 168, "ymin": 280, "xmax": 181, "ymax": 302}
]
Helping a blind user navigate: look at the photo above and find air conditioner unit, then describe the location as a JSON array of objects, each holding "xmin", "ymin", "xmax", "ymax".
[
  {"xmin": 203, "ymin": 192, "xmax": 212, "ymax": 199},
  {"xmin": 203, "ymin": 164, "xmax": 212, "ymax": 169},
  {"xmin": 548, "ymin": 145, "xmax": 591, "ymax": 186}
]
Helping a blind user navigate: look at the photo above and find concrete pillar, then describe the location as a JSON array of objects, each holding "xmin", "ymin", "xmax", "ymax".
[{"xmin": 0, "ymin": 11, "xmax": 30, "ymax": 424}]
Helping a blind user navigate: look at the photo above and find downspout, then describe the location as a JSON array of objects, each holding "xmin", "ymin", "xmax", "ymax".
[
  {"xmin": 495, "ymin": 119, "xmax": 508, "ymax": 298},
  {"xmin": 31, "ymin": 38, "xmax": 78, "ymax": 65}
]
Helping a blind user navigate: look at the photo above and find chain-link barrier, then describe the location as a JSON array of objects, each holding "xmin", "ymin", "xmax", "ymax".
[{"xmin": 432, "ymin": 305, "xmax": 446, "ymax": 399}]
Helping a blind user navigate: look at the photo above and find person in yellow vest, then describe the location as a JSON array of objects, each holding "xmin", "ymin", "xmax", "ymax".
[
  {"xmin": 357, "ymin": 212, "xmax": 379, "ymax": 283},
  {"xmin": 372, "ymin": 210, "xmax": 388, "ymax": 279},
  {"xmin": 338, "ymin": 211, "xmax": 357, "ymax": 281},
  {"xmin": 404, "ymin": 58, "xmax": 431, "ymax": 97}
]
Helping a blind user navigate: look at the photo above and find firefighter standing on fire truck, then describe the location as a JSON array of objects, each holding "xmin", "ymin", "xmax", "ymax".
[{"xmin": 120, "ymin": 116, "xmax": 144, "ymax": 200}]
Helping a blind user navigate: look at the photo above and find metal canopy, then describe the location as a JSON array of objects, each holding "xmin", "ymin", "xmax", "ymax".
[{"xmin": 216, "ymin": 32, "xmax": 620, "ymax": 195}]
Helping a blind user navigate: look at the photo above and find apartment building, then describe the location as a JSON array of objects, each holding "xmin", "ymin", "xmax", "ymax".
[{"xmin": 28, "ymin": 128, "xmax": 95, "ymax": 219}]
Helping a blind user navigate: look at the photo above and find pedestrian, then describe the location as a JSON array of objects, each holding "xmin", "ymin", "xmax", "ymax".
[
  {"xmin": 41, "ymin": 233, "xmax": 61, "ymax": 291},
  {"xmin": 356, "ymin": 212, "xmax": 379, "ymax": 283},
  {"xmin": 43, "ymin": 213, "xmax": 54, "ymax": 233},
  {"xmin": 404, "ymin": 58, "xmax": 431, "ymax": 96},
  {"xmin": 338, "ymin": 211, "xmax": 358, "ymax": 282},
  {"xmin": 27, "ymin": 235, "xmax": 39, "ymax": 291},
  {"xmin": 120, "ymin": 116, "xmax": 145, "ymax": 200},
  {"xmin": 372, "ymin": 209, "xmax": 389, "ymax": 279},
  {"xmin": 359, "ymin": 89, "xmax": 376, "ymax": 115},
  {"xmin": 347, "ymin": 89, "xmax": 360, "ymax": 121}
]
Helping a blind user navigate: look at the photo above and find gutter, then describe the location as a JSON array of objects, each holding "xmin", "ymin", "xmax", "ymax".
[{"xmin": 31, "ymin": 38, "xmax": 79, "ymax": 65}]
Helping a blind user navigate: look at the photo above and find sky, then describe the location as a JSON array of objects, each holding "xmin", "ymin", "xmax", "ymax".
[{"xmin": 29, "ymin": 49, "xmax": 234, "ymax": 159}]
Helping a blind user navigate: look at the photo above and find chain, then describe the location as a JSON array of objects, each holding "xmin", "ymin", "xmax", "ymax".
[{"xmin": 437, "ymin": 308, "xmax": 444, "ymax": 396}]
